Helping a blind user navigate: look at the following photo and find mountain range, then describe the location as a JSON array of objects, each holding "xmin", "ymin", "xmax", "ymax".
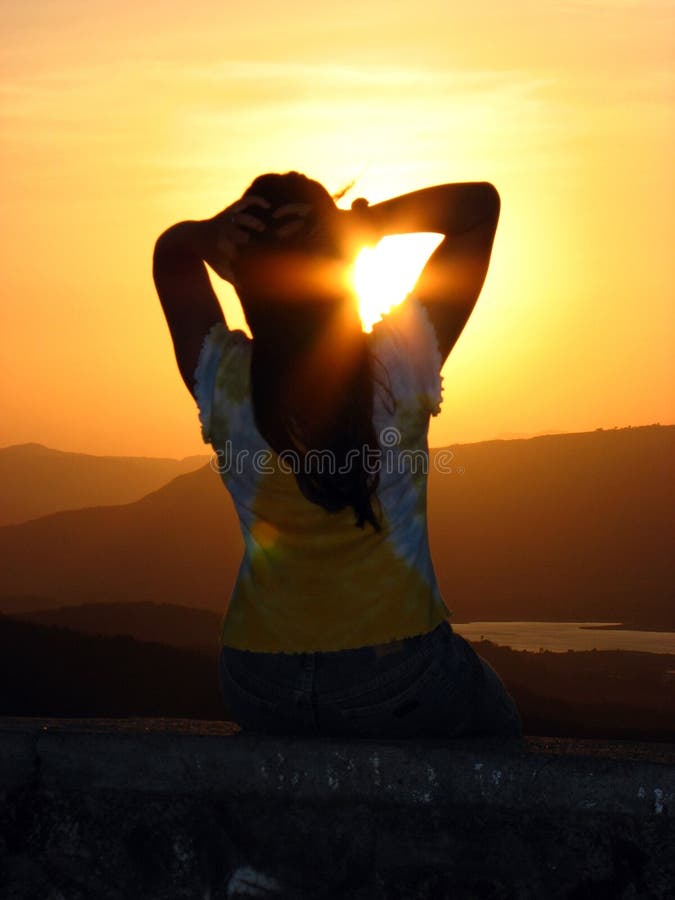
[
  {"xmin": 0, "ymin": 442, "xmax": 207, "ymax": 526},
  {"xmin": 1, "ymin": 425, "xmax": 673, "ymax": 629}
]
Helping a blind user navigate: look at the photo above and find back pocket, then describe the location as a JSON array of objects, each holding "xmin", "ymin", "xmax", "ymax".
[{"xmin": 328, "ymin": 656, "xmax": 460, "ymax": 742}]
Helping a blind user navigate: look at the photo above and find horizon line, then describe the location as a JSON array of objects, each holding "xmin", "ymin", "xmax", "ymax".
[{"xmin": 1, "ymin": 422, "xmax": 672, "ymax": 460}]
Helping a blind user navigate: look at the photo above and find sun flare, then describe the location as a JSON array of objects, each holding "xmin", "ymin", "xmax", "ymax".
[{"xmin": 352, "ymin": 234, "xmax": 444, "ymax": 331}]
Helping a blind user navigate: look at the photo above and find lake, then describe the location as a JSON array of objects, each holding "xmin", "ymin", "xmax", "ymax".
[{"xmin": 451, "ymin": 621, "xmax": 675, "ymax": 655}]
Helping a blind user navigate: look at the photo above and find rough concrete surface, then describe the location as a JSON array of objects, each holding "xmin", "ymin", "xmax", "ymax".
[{"xmin": 1, "ymin": 718, "xmax": 673, "ymax": 899}]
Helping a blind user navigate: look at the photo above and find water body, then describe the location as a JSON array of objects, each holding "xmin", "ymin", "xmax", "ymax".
[{"xmin": 452, "ymin": 621, "xmax": 675, "ymax": 655}]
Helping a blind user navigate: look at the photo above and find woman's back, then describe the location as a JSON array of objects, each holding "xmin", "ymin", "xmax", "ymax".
[
  {"xmin": 153, "ymin": 172, "xmax": 523, "ymax": 739},
  {"xmin": 195, "ymin": 295, "xmax": 450, "ymax": 653}
]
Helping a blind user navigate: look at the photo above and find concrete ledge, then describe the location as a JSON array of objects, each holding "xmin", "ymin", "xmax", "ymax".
[
  {"xmin": 1, "ymin": 718, "xmax": 674, "ymax": 899},
  {"xmin": 1, "ymin": 717, "xmax": 673, "ymax": 815}
]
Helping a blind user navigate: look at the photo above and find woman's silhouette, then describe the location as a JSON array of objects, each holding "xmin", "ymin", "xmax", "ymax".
[{"xmin": 153, "ymin": 171, "xmax": 522, "ymax": 738}]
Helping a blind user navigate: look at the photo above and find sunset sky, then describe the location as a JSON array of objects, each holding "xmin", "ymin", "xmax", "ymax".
[{"xmin": 1, "ymin": 0, "xmax": 673, "ymax": 458}]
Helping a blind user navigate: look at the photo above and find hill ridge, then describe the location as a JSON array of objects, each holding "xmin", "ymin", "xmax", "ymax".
[{"xmin": 0, "ymin": 425, "xmax": 672, "ymax": 629}]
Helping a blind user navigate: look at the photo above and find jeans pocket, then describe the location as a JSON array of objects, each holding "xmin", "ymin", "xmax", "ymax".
[
  {"xmin": 219, "ymin": 650, "xmax": 280, "ymax": 730},
  {"xmin": 336, "ymin": 655, "xmax": 440, "ymax": 718},
  {"xmin": 323, "ymin": 653, "xmax": 468, "ymax": 739}
]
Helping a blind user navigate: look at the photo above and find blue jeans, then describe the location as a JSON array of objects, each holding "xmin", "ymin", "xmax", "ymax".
[{"xmin": 218, "ymin": 620, "xmax": 523, "ymax": 739}]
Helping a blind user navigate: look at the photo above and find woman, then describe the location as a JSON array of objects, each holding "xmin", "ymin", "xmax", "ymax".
[{"xmin": 153, "ymin": 171, "xmax": 522, "ymax": 739}]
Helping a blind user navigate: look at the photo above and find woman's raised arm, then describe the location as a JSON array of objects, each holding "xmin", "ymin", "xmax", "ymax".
[
  {"xmin": 152, "ymin": 196, "xmax": 270, "ymax": 396},
  {"xmin": 355, "ymin": 183, "xmax": 500, "ymax": 363}
]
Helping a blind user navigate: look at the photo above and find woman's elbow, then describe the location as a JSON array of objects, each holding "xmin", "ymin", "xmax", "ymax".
[{"xmin": 479, "ymin": 182, "xmax": 501, "ymax": 219}]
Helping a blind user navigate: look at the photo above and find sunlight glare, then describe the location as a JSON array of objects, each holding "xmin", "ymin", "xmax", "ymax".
[{"xmin": 353, "ymin": 234, "xmax": 444, "ymax": 331}]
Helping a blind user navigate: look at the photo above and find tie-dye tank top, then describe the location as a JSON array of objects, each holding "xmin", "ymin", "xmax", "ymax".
[{"xmin": 194, "ymin": 296, "xmax": 452, "ymax": 653}]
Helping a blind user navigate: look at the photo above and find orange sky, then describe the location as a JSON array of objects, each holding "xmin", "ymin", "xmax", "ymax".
[{"xmin": 1, "ymin": 0, "xmax": 673, "ymax": 457}]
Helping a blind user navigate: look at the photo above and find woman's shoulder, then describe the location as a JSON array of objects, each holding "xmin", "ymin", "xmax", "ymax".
[
  {"xmin": 194, "ymin": 325, "xmax": 252, "ymax": 443},
  {"xmin": 201, "ymin": 323, "xmax": 251, "ymax": 355}
]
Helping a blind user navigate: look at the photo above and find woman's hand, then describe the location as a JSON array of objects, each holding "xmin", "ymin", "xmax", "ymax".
[
  {"xmin": 339, "ymin": 197, "xmax": 380, "ymax": 253},
  {"xmin": 206, "ymin": 195, "xmax": 271, "ymax": 283},
  {"xmin": 270, "ymin": 202, "xmax": 313, "ymax": 239}
]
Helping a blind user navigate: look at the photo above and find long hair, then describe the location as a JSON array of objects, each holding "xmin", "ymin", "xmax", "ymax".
[{"xmin": 232, "ymin": 171, "xmax": 382, "ymax": 531}]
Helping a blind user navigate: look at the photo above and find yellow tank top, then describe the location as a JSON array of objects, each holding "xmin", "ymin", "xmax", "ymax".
[{"xmin": 193, "ymin": 296, "xmax": 451, "ymax": 653}]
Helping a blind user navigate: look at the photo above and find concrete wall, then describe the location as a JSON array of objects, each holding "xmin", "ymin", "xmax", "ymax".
[{"xmin": 1, "ymin": 718, "xmax": 673, "ymax": 899}]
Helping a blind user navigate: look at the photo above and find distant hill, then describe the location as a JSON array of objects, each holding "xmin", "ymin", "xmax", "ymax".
[
  {"xmin": 8, "ymin": 601, "xmax": 221, "ymax": 652},
  {"xmin": 1, "ymin": 616, "xmax": 672, "ymax": 740},
  {"xmin": 0, "ymin": 463, "xmax": 241, "ymax": 612},
  {"xmin": 428, "ymin": 425, "xmax": 675, "ymax": 627},
  {"xmin": 0, "ymin": 425, "xmax": 673, "ymax": 628},
  {"xmin": 0, "ymin": 442, "xmax": 208, "ymax": 526},
  {"xmin": 0, "ymin": 616, "xmax": 223, "ymax": 719}
]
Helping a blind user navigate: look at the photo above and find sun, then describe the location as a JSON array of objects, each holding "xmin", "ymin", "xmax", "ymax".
[{"xmin": 351, "ymin": 233, "xmax": 444, "ymax": 331}]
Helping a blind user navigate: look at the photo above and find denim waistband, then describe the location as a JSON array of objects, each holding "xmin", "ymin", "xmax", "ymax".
[
  {"xmin": 350, "ymin": 620, "xmax": 452, "ymax": 661},
  {"xmin": 222, "ymin": 620, "xmax": 453, "ymax": 661}
]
